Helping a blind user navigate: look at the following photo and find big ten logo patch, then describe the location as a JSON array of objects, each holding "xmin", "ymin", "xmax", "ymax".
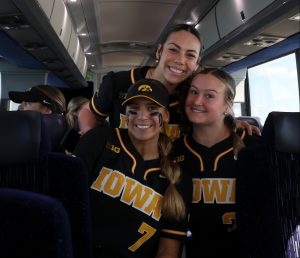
[
  {"xmin": 175, "ymin": 155, "xmax": 185, "ymax": 163},
  {"xmin": 106, "ymin": 142, "xmax": 120, "ymax": 153}
]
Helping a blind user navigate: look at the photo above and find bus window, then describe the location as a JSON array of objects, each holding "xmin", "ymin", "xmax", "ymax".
[
  {"xmin": 247, "ymin": 53, "xmax": 299, "ymax": 124},
  {"xmin": 9, "ymin": 100, "xmax": 19, "ymax": 111}
]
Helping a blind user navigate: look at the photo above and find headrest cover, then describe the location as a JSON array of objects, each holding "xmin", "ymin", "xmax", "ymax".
[
  {"xmin": 238, "ymin": 116, "xmax": 263, "ymax": 131},
  {"xmin": 0, "ymin": 111, "xmax": 50, "ymax": 164},
  {"xmin": 262, "ymin": 111, "xmax": 300, "ymax": 153},
  {"xmin": 41, "ymin": 114, "xmax": 68, "ymax": 152}
]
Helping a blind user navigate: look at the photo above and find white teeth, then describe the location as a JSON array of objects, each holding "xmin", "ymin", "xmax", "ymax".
[
  {"xmin": 170, "ymin": 66, "xmax": 183, "ymax": 74},
  {"xmin": 191, "ymin": 107, "xmax": 205, "ymax": 113},
  {"xmin": 136, "ymin": 125, "xmax": 151, "ymax": 129}
]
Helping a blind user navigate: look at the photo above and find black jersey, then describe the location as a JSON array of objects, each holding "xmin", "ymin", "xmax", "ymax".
[
  {"xmin": 172, "ymin": 129, "xmax": 261, "ymax": 258},
  {"xmin": 90, "ymin": 66, "xmax": 182, "ymax": 141},
  {"xmin": 74, "ymin": 126, "xmax": 192, "ymax": 258}
]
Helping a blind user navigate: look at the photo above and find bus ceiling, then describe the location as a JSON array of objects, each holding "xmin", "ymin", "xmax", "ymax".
[{"xmin": 0, "ymin": 0, "xmax": 299, "ymax": 88}]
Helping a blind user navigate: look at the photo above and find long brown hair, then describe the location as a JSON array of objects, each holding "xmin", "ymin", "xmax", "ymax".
[{"xmin": 37, "ymin": 85, "xmax": 66, "ymax": 114}]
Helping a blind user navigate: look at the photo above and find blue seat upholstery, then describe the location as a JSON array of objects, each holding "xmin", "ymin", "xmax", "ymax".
[
  {"xmin": 0, "ymin": 111, "xmax": 92, "ymax": 258},
  {"xmin": 0, "ymin": 111, "xmax": 50, "ymax": 165},
  {"xmin": 261, "ymin": 111, "xmax": 300, "ymax": 153},
  {"xmin": 41, "ymin": 113, "xmax": 69, "ymax": 152},
  {"xmin": 0, "ymin": 188, "xmax": 73, "ymax": 258},
  {"xmin": 237, "ymin": 115, "xmax": 263, "ymax": 131},
  {"xmin": 0, "ymin": 111, "xmax": 50, "ymax": 192},
  {"xmin": 236, "ymin": 111, "xmax": 300, "ymax": 258}
]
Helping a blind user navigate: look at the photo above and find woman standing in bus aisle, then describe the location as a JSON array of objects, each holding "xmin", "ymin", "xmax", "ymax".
[
  {"xmin": 172, "ymin": 68, "xmax": 262, "ymax": 258},
  {"xmin": 9, "ymin": 84, "xmax": 66, "ymax": 114},
  {"xmin": 87, "ymin": 23, "xmax": 260, "ymax": 141},
  {"xmin": 73, "ymin": 78, "xmax": 193, "ymax": 258}
]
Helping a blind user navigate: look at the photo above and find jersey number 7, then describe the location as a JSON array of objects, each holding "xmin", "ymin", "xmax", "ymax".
[{"xmin": 128, "ymin": 222, "xmax": 156, "ymax": 252}]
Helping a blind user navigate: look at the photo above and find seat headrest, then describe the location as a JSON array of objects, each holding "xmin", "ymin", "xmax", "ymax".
[
  {"xmin": 41, "ymin": 114, "xmax": 68, "ymax": 152},
  {"xmin": 238, "ymin": 116, "xmax": 263, "ymax": 131},
  {"xmin": 0, "ymin": 111, "xmax": 51, "ymax": 164},
  {"xmin": 262, "ymin": 111, "xmax": 300, "ymax": 153}
]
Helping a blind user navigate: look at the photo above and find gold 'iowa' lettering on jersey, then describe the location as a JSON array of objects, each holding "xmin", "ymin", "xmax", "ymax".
[
  {"xmin": 119, "ymin": 113, "xmax": 128, "ymax": 129},
  {"xmin": 164, "ymin": 123, "xmax": 180, "ymax": 141},
  {"xmin": 91, "ymin": 167, "xmax": 163, "ymax": 221},
  {"xmin": 192, "ymin": 178, "xmax": 236, "ymax": 204}
]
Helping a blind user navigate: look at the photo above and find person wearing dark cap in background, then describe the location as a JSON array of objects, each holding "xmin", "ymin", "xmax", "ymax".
[
  {"xmin": 9, "ymin": 85, "xmax": 66, "ymax": 114},
  {"xmin": 73, "ymin": 78, "xmax": 192, "ymax": 258}
]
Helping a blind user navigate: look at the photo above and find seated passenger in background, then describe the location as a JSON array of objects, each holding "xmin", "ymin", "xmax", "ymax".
[
  {"xmin": 66, "ymin": 96, "xmax": 97, "ymax": 135},
  {"xmin": 9, "ymin": 85, "xmax": 66, "ymax": 114},
  {"xmin": 172, "ymin": 68, "xmax": 262, "ymax": 258},
  {"xmin": 73, "ymin": 78, "xmax": 192, "ymax": 258}
]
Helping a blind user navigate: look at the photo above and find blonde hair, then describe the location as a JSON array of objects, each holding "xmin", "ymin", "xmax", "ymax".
[
  {"xmin": 158, "ymin": 128, "xmax": 186, "ymax": 221},
  {"xmin": 66, "ymin": 96, "xmax": 89, "ymax": 128},
  {"xmin": 37, "ymin": 85, "xmax": 66, "ymax": 113}
]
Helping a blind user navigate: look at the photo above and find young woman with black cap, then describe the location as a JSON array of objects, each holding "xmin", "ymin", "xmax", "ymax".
[
  {"xmin": 9, "ymin": 85, "xmax": 66, "ymax": 114},
  {"xmin": 73, "ymin": 78, "xmax": 192, "ymax": 258}
]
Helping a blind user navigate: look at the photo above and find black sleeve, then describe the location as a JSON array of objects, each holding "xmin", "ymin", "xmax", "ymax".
[
  {"xmin": 73, "ymin": 126, "xmax": 112, "ymax": 173},
  {"xmin": 90, "ymin": 71, "xmax": 116, "ymax": 119}
]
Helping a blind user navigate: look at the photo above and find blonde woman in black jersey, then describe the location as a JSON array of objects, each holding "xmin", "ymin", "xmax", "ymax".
[
  {"xmin": 172, "ymin": 68, "xmax": 261, "ymax": 258},
  {"xmin": 73, "ymin": 78, "xmax": 192, "ymax": 258}
]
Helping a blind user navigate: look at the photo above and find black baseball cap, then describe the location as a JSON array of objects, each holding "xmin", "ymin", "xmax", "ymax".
[
  {"xmin": 122, "ymin": 79, "xmax": 169, "ymax": 108},
  {"xmin": 9, "ymin": 86, "xmax": 62, "ymax": 114}
]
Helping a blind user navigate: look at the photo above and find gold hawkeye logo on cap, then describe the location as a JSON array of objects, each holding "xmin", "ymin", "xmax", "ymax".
[{"xmin": 138, "ymin": 85, "xmax": 152, "ymax": 92}]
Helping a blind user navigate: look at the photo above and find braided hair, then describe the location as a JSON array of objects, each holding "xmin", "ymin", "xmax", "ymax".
[{"xmin": 158, "ymin": 125, "xmax": 186, "ymax": 221}]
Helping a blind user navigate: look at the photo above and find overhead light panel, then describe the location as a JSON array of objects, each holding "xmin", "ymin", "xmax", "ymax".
[
  {"xmin": 288, "ymin": 13, "xmax": 300, "ymax": 21},
  {"xmin": 244, "ymin": 35, "xmax": 285, "ymax": 48},
  {"xmin": 217, "ymin": 53, "xmax": 246, "ymax": 62}
]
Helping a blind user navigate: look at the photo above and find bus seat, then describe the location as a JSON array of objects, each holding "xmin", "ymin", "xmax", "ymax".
[
  {"xmin": 237, "ymin": 115, "xmax": 263, "ymax": 131},
  {"xmin": 46, "ymin": 152, "xmax": 93, "ymax": 258},
  {"xmin": 0, "ymin": 111, "xmax": 51, "ymax": 192},
  {"xmin": 0, "ymin": 111, "xmax": 92, "ymax": 258},
  {"xmin": 262, "ymin": 111, "xmax": 300, "ymax": 153},
  {"xmin": 0, "ymin": 188, "xmax": 73, "ymax": 258},
  {"xmin": 41, "ymin": 113, "xmax": 69, "ymax": 152},
  {"xmin": 0, "ymin": 111, "xmax": 51, "ymax": 165},
  {"xmin": 236, "ymin": 111, "xmax": 300, "ymax": 258}
]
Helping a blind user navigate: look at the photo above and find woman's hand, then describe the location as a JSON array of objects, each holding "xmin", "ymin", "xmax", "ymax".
[{"xmin": 236, "ymin": 119, "xmax": 261, "ymax": 136}]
